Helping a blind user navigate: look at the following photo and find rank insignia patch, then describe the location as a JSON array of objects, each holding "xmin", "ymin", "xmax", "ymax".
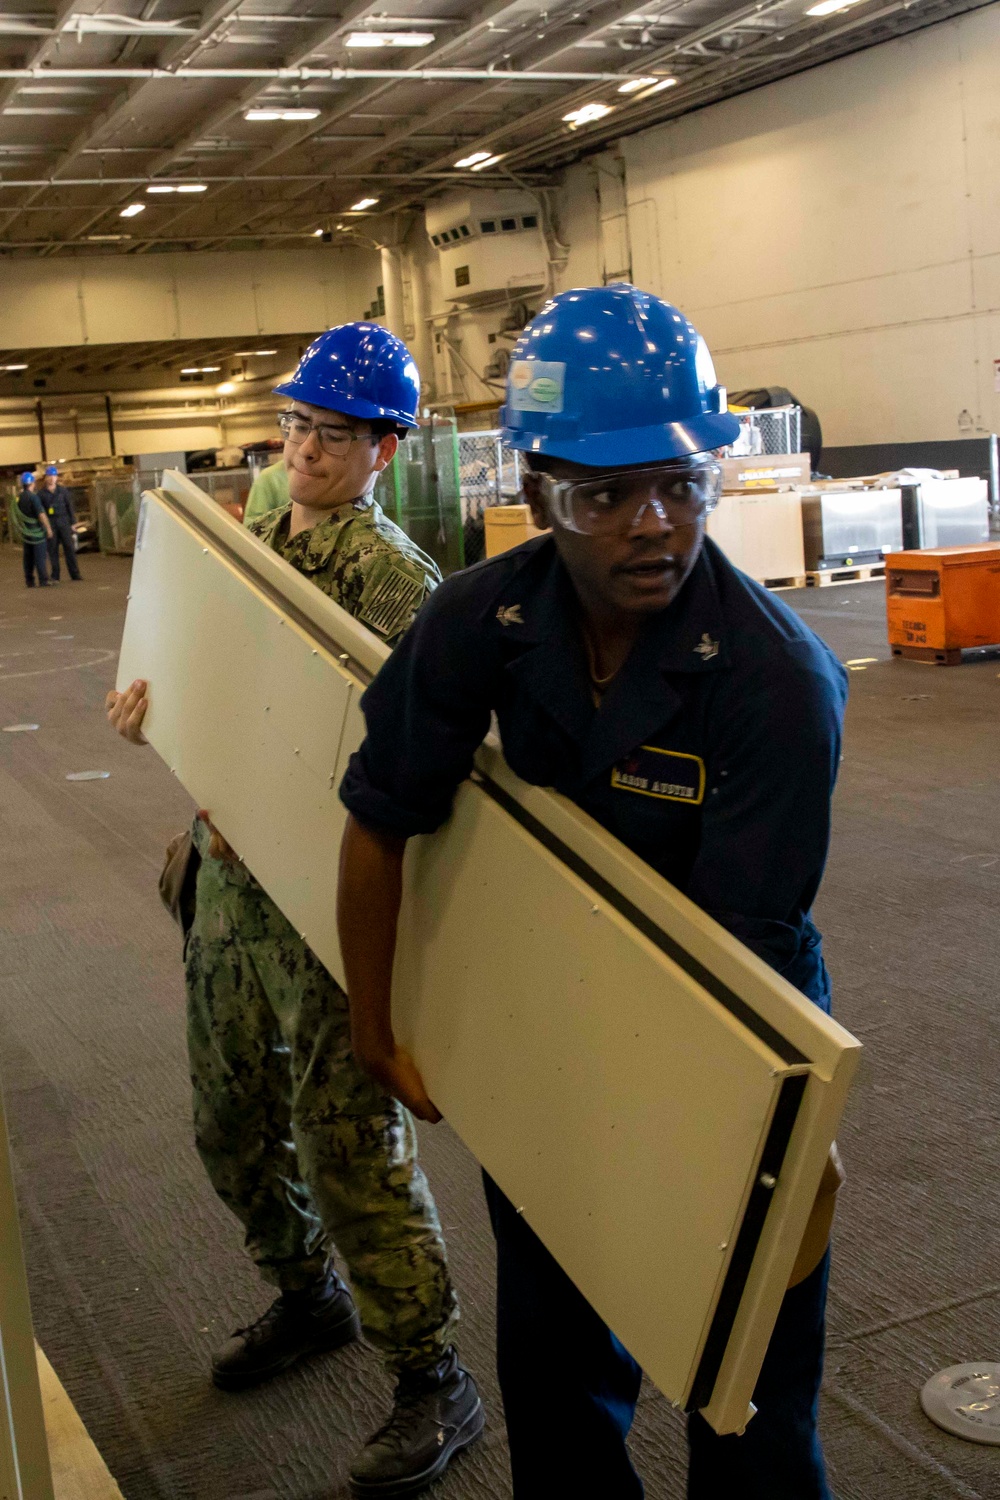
[{"xmin": 611, "ymin": 746, "xmax": 706, "ymax": 805}]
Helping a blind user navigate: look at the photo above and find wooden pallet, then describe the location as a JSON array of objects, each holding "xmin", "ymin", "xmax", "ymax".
[
  {"xmin": 806, "ymin": 563, "xmax": 886, "ymax": 587},
  {"xmin": 891, "ymin": 644, "xmax": 963, "ymax": 666},
  {"xmin": 762, "ymin": 574, "xmax": 808, "ymax": 592}
]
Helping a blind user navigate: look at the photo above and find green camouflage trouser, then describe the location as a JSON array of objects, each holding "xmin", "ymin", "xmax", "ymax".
[{"xmin": 184, "ymin": 818, "xmax": 458, "ymax": 1372}]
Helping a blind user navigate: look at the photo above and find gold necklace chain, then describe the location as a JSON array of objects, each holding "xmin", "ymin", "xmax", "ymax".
[{"xmin": 582, "ymin": 629, "xmax": 617, "ymax": 688}]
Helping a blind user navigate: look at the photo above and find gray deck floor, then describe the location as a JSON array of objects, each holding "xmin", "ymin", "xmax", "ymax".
[{"xmin": 1, "ymin": 549, "xmax": 998, "ymax": 1500}]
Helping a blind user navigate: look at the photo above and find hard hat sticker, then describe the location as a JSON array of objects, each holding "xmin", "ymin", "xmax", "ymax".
[{"xmin": 509, "ymin": 360, "xmax": 566, "ymax": 414}]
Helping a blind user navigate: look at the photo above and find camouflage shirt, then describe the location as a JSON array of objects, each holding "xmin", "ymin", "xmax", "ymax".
[{"xmin": 250, "ymin": 497, "xmax": 440, "ymax": 646}]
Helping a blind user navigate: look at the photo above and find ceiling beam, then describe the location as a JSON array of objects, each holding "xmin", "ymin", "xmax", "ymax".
[
  {"xmin": 172, "ymin": 0, "xmax": 640, "ymax": 247},
  {"xmin": 0, "ymin": 0, "xmax": 88, "ymax": 113},
  {"xmin": 0, "ymin": 0, "xmax": 249, "ymax": 241},
  {"xmin": 129, "ymin": 0, "xmax": 549, "ymax": 247},
  {"xmin": 43, "ymin": 0, "xmax": 398, "ymax": 252}
]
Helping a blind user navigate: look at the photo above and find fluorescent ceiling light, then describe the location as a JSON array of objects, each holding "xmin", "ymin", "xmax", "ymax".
[
  {"xmin": 618, "ymin": 76, "xmax": 657, "ymax": 93},
  {"xmin": 245, "ymin": 107, "xmax": 320, "ymax": 121},
  {"xmin": 232, "ymin": 348, "xmax": 278, "ymax": 356},
  {"xmin": 146, "ymin": 183, "xmax": 174, "ymax": 192},
  {"xmin": 177, "ymin": 182, "xmax": 207, "ymax": 192},
  {"xmin": 312, "ymin": 227, "xmax": 324, "ymax": 235},
  {"xmin": 350, "ymin": 196, "xmax": 379, "ymax": 210},
  {"xmin": 454, "ymin": 150, "xmax": 493, "ymax": 168},
  {"xmin": 87, "ymin": 233, "xmax": 129, "ymax": 241},
  {"xmin": 470, "ymin": 154, "xmax": 503, "ymax": 172},
  {"xmin": 218, "ymin": 381, "xmax": 237, "ymax": 394},
  {"xmin": 805, "ymin": 0, "xmax": 859, "ymax": 13},
  {"xmin": 562, "ymin": 102, "xmax": 613, "ymax": 127},
  {"xmin": 119, "ymin": 202, "xmax": 145, "ymax": 217},
  {"xmin": 181, "ymin": 366, "xmax": 220, "ymax": 373},
  {"xmin": 640, "ymin": 77, "xmax": 677, "ymax": 95},
  {"xmin": 2, "ymin": 363, "xmax": 27, "ymax": 371},
  {"xmin": 253, "ymin": 349, "xmax": 278, "ymax": 355},
  {"xmin": 345, "ymin": 30, "xmax": 434, "ymax": 46}
]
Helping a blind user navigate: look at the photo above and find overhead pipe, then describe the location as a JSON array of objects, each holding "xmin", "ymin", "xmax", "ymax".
[
  {"xmin": 0, "ymin": 171, "xmax": 528, "ymax": 188},
  {"xmin": 104, "ymin": 393, "xmax": 116, "ymax": 456},
  {"xmin": 0, "ymin": 65, "xmax": 656, "ymax": 82}
]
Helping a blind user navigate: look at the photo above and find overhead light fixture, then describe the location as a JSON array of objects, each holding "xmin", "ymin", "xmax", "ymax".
[
  {"xmin": 217, "ymin": 381, "xmax": 237, "ymax": 394},
  {"xmin": 245, "ymin": 107, "xmax": 320, "ymax": 121},
  {"xmin": 562, "ymin": 102, "xmax": 613, "ymax": 128},
  {"xmin": 345, "ymin": 30, "xmax": 434, "ymax": 46},
  {"xmin": 470, "ymin": 154, "xmax": 503, "ymax": 172},
  {"xmin": 1, "ymin": 363, "xmax": 27, "ymax": 371},
  {"xmin": 87, "ymin": 233, "xmax": 129, "ymax": 241},
  {"xmin": 618, "ymin": 77, "xmax": 657, "ymax": 93},
  {"xmin": 119, "ymin": 202, "xmax": 145, "ymax": 217},
  {"xmin": 253, "ymin": 349, "xmax": 277, "ymax": 356},
  {"xmin": 312, "ymin": 227, "xmax": 324, "ymax": 236},
  {"xmin": 145, "ymin": 182, "xmax": 208, "ymax": 194},
  {"xmin": 454, "ymin": 150, "xmax": 493, "ymax": 168},
  {"xmin": 350, "ymin": 196, "xmax": 379, "ymax": 210},
  {"xmin": 634, "ymin": 76, "xmax": 678, "ymax": 98},
  {"xmin": 180, "ymin": 366, "xmax": 221, "ymax": 374},
  {"xmin": 805, "ymin": 0, "xmax": 859, "ymax": 11},
  {"xmin": 231, "ymin": 349, "xmax": 278, "ymax": 356}
]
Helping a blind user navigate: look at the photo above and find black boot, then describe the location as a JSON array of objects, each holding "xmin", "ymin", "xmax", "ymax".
[
  {"xmin": 349, "ymin": 1347, "xmax": 484, "ymax": 1497},
  {"xmin": 211, "ymin": 1270, "xmax": 360, "ymax": 1390}
]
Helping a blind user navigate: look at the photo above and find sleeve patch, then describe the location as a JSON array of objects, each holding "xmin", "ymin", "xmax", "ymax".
[{"xmin": 357, "ymin": 561, "xmax": 427, "ymax": 639}]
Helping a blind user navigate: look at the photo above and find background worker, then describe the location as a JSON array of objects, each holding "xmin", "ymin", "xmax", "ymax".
[
  {"xmin": 17, "ymin": 470, "xmax": 52, "ymax": 587},
  {"xmin": 336, "ymin": 285, "xmax": 848, "ymax": 1499},
  {"xmin": 106, "ymin": 323, "xmax": 482, "ymax": 1499},
  {"xmin": 243, "ymin": 454, "xmax": 290, "ymax": 527},
  {"xmin": 40, "ymin": 464, "xmax": 82, "ymax": 582}
]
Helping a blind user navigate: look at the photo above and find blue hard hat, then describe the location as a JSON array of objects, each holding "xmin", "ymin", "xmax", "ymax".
[
  {"xmin": 19, "ymin": 471, "xmax": 34, "ymax": 484},
  {"xmin": 501, "ymin": 284, "xmax": 741, "ymax": 467},
  {"xmin": 45, "ymin": 465, "xmax": 58, "ymax": 476},
  {"xmin": 273, "ymin": 322, "xmax": 420, "ymax": 429}
]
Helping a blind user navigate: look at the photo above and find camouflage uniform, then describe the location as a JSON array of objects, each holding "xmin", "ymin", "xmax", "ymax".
[{"xmin": 184, "ymin": 498, "xmax": 456, "ymax": 1372}]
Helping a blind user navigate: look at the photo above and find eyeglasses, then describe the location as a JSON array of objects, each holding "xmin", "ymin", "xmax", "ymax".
[
  {"xmin": 278, "ymin": 410, "xmax": 378, "ymax": 458},
  {"xmin": 537, "ymin": 461, "xmax": 723, "ymax": 536}
]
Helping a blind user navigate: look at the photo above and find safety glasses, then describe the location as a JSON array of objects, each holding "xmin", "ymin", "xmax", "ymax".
[
  {"xmin": 278, "ymin": 410, "xmax": 378, "ymax": 458},
  {"xmin": 536, "ymin": 461, "xmax": 723, "ymax": 536}
]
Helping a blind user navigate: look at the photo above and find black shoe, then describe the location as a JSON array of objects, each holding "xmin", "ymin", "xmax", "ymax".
[
  {"xmin": 211, "ymin": 1272, "xmax": 361, "ymax": 1390},
  {"xmin": 349, "ymin": 1348, "xmax": 484, "ymax": 1498}
]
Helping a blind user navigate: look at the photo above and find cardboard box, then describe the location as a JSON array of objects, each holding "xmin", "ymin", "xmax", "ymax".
[
  {"xmin": 707, "ymin": 489, "xmax": 805, "ymax": 584},
  {"xmin": 484, "ymin": 502, "xmax": 548, "ymax": 557}
]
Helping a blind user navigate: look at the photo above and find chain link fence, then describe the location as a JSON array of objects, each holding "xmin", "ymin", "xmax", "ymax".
[
  {"xmin": 94, "ymin": 474, "xmax": 141, "ymax": 555},
  {"xmin": 741, "ymin": 407, "xmax": 803, "ymax": 456},
  {"xmin": 457, "ymin": 430, "xmax": 523, "ymax": 565}
]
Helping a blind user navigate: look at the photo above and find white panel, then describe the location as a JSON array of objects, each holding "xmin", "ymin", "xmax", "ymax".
[
  {"xmin": 117, "ymin": 474, "xmax": 860, "ymax": 1434},
  {"xmin": 120, "ymin": 492, "xmax": 357, "ymax": 976},
  {"xmin": 0, "ymin": 245, "xmax": 382, "ymax": 352},
  {"xmin": 0, "ymin": 262, "xmax": 85, "ymax": 347},
  {"xmin": 80, "ymin": 260, "xmax": 180, "ymax": 344}
]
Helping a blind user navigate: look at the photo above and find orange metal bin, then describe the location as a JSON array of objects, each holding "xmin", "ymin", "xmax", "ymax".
[{"xmin": 885, "ymin": 543, "xmax": 1000, "ymax": 664}]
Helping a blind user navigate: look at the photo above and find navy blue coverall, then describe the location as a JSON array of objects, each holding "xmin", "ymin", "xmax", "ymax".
[
  {"xmin": 341, "ymin": 534, "xmax": 848, "ymax": 1499},
  {"xmin": 42, "ymin": 483, "xmax": 81, "ymax": 581}
]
